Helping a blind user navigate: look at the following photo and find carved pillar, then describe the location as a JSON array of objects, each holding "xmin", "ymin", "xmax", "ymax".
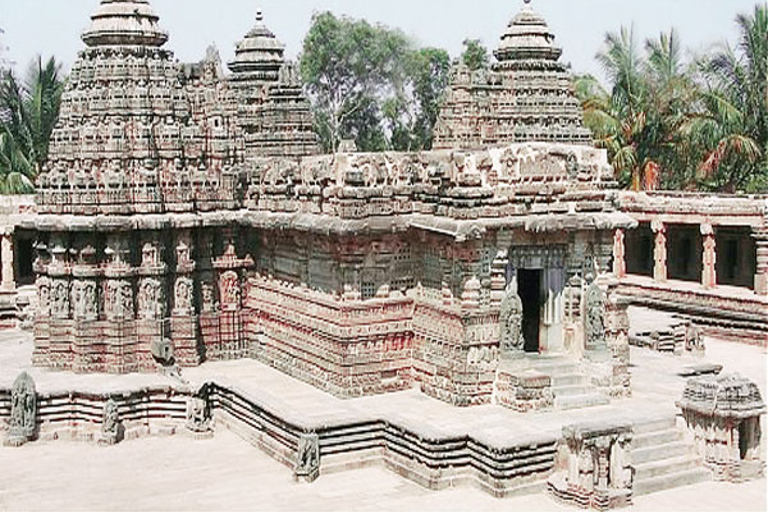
[
  {"xmin": 701, "ymin": 224, "xmax": 717, "ymax": 289},
  {"xmin": 1, "ymin": 232, "xmax": 15, "ymax": 291},
  {"xmin": 652, "ymin": 220, "xmax": 667, "ymax": 283},
  {"xmin": 613, "ymin": 229, "xmax": 626, "ymax": 279},
  {"xmin": 753, "ymin": 229, "xmax": 768, "ymax": 296}
]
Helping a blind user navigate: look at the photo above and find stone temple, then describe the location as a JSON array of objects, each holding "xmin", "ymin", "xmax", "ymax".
[
  {"xmin": 31, "ymin": 0, "xmax": 633, "ymax": 406},
  {"xmin": 0, "ymin": 0, "xmax": 765, "ymax": 509}
]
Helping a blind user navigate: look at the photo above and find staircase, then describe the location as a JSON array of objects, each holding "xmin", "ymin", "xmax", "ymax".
[
  {"xmin": 632, "ymin": 416, "xmax": 711, "ymax": 496},
  {"xmin": 528, "ymin": 356, "xmax": 610, "ymax": 411}
]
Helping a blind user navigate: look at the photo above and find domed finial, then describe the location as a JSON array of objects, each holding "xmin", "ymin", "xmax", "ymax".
[
  {"xmin": 256, "ymin": 8, "xmax": 263, "ymax": 22},
  {"xmin": 524, "ymin": 0, "xmax": 532, "ymax": 4}
]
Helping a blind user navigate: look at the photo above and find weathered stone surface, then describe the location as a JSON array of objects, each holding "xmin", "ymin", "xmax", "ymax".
[
  {"xmin": 678, "ymin": 374, "xmax": 766, "ymax": 482},
  {"xmin": 434, "ymin": 2, "xmax": 593, "ymax": 150},
  {"xmin": 5, "ymin": 371, "xmax": 37, "ymax": 447}
]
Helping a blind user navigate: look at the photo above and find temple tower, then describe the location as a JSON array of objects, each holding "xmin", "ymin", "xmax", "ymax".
[
  {"xmin": 33, "ymin": 0, "xmax": 247, "ymax": 373},
  {"xmin": 434, "ymin": 0, "xmax": 593, "ymax": 149},
  {"xmin": 228, "ymin": 10, "xmax": 319, "ymax": 158}
]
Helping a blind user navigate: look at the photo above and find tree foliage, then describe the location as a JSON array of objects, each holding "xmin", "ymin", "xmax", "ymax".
[
  {"xmin": 576, "ymin": 4, "xmax": 768, "ymax": 193},
  {"xmin": 300, "ymin": 11, "xmax": 450, "ymax": 153},
  {"xmin": 460, "ymin": 39, "xmax": 490, "ymax": 71},
  {"xmin": 0, "ymin": 56, "xmax": 65, "ymax": 193}
]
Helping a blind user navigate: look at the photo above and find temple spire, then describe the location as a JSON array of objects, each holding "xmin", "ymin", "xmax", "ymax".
[{"xmin": 81, "ymin": 0, "xmax": 169, "ymax": 48}]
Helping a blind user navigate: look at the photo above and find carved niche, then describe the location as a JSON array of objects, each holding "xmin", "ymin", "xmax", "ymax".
[
  {"xmin": 104, "ymin": 280, "xmax": 134, "ymax": 320},
  {"xmin": 6, "ymin": 372, "xmax": 37, "ymax": 447},
  {"xmin": 72, "ymin": 280, "xmax": 98, "ymax": 320},
  {"xmin": 52, "ymin": 280, "xmax": 70, "ymax": 319},
  {"xmin": 37, "ymin": 276, "xmax": 51, "ymax": 317},
  {"xmin": 174, "ymin": 277, "xmax": 194, "ymax": 315},
  {"xmin": 219, "ymin": 271, "xmax": 240, "ymax": 311},
  {"xmin": 138, "ymin": 278, "xmax": 165, "ymax": 320}
]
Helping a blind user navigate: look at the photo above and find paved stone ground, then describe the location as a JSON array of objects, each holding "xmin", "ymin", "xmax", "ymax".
[
  {"xmin": 0, "ymin": 306, "xmax": 766, "ymax": 511},
  {"xmin": 0, "ymin": 430, "xmax": 764, "ymax": 512}
]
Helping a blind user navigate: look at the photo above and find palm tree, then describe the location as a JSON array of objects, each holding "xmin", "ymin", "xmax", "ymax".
[
  {"xmin": 577, "ymin": 26, "xmax": 681, "ymax": 190},
  {"xmin": 690, "ymin": 4, "xmax": 767, "ymax": 192},
  {"xmin": 0, "ymin": 56, "xmax": 65, "ymax": 193}
]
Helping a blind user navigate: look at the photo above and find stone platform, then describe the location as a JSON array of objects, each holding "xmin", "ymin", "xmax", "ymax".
[{"xmin": 1, "ymin": 307, "xmax": 765, "ymax": 502}]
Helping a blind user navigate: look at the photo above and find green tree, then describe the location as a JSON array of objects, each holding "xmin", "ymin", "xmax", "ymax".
[
  {"xmin": 690, "ymin": 4, "xmax": 767, "ymax": 192},
  {"xmin": 300, "ymin": 12, "xmax": 450, "ymax": 153},
  {"xmin": 383, "ymin": 47, "xmax": 451, "ymax": 151},
  {"xmin": 577, "ymin": 27, "xmax": 698, "ymax": 190},
  {"xmin": 460, "ymin": 39, "xmax": 489, "ymax": 71},
  {"xmin": 0, "ymin": 56, "xmax": 65, "ymax": 193},
  {"xmin": 300, "ymin": 11, "xmax": 411, "ymax": 152}
]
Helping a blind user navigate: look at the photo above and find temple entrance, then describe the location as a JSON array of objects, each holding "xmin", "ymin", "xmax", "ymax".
[{"xmin": 518, "ymin": 269, "xmax": 542, "ymax": 353}]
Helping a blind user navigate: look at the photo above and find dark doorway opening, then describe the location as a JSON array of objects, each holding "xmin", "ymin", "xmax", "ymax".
[
  {"xmin": 518, "ymin": 269, "xmax": 542, "ymax": 354},
  {"xmin": 739, "ymin": 421, "xmax": 749, "ymax": 460}
]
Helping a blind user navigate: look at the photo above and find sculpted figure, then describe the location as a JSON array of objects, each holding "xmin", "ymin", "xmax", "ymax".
[
  {"xmin": 52, "ymin": 281, "xmax": 70, "ymax": 318},
  {"xmin": 6, "ymin": 372, "xmax": 37, "ymax": 447},
  {"xmin": 201, "ymin": 282, "xmax": 215, "ymax": 313},
  {"xmin": 175, "ymin": 278, "xmax": 193, "ymax": 313},
  {"xmin": 99, "ymin": 398, "xmax": 121, "ymax": 445},
  {"xmin": 219, "ymin": 271, "xmax": 240, "ymax": 309},
  {"xmin": 499, "ymin": 278, "xmax": 524, "ymax": 354},
  {"xmin": 37, "ymin": 277, "xmax": 51, "ymax": 316},
  {"xmin": 585, "ymin": 278, "xmax": 606, "ymax": 349},
  {"xmin": 186, "ymin": 396, "xmax": 212, "ymax": 434},
  {"xmin": 295, "ymin": 433, "xmax": 321, "ymax": 482}
]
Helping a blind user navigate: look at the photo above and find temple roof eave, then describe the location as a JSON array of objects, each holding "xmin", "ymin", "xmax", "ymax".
[{"xmin": 26, "ymin": 211, "xmax": 637, "ymax": 238}]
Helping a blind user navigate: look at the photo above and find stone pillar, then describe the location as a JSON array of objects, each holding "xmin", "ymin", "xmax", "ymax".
[
  {"xmin": 652, "ymin": 220, "xmax": 667, "ymax": 283},
  {"xmin": 701, "ymin": 224, "xmax": 717, "ymax": 289},
  {"xmin": 753, "ymin": 229, "xmax": 768, "ymax": 296},
  {"xmin": 613, "ymin": 229, "xmax": 626, "ymax": 278},
  {"xmin": 1, "ymin": 233, "xmax": 15, "ymax": 291}
]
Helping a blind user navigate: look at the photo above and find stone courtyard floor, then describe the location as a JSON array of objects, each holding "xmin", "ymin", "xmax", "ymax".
[
  {"xmin": 1, "ymin": 429, "xmax": 765, "ymax": 512},
  {"xmin": 0, "ymin": 306, "xmax": 766, "ymax": 511}
]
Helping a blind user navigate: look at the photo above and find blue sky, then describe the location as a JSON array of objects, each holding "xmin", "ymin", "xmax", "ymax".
[{"xmin": 1, "ymin": 0, "xmax": 763, "ymax": 82}]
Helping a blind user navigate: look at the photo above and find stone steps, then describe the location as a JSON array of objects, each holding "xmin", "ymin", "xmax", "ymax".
[
  {"xmin": 550, "ymin": 374, "xmax": 587, "ymax": 387},
  {"xmin": 550, "ymin": 384, "xmax": 596, "ymax": 397},
  {"xmin": 633, "ymin": 416, "xmax": 676, "ymax": 435},
  {"xmin": 524, "ymin": 356, "xmax": 611, "ymax": 411},
  {"xmin": 633, "ymin": 441, "xmax": 690, "ymax": 465},
  {"xmin": 633, "ymin": 428, "xmax": 682, "ymax": 449},
  {"xmin": 634, "ymin": 468, "xmax": 711, "ymax": 496},
  {"xmin": 554, "ymin": 393, "xmax": 610, "ymax": 411},
  {"xmin": 631, "ymin": 417, "xmax": 710, "ymax": 497},
  {"xmin": 635, "ymin": 455, "xmax": 701, "ymax": 480}
]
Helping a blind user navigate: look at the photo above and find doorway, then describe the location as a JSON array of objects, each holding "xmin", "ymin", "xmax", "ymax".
[{"xmin": 518, "ymin": 269, "xmax": 542, "ymax": 353}]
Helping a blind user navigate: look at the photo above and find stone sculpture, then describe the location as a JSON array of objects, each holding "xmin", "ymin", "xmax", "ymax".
[
  {"xmin": 499, "ymin": 279, "xmax": 524, "ymax": 354},
  {"xmin": 585, "ymin": 278, "xmax": 607, "ymax": 350},
  {"xmin": 99, "ymin": 398, "xmax": 121, "ymax": 445},
  {"xmin": 295, "ymin": 432, "xmax": 320, "ymax": 482},
  {"xmin": 549, "ymin": 421, "xmax": 634, "ymax": 510},
  {"xmin": 6, "ymin": 371, "xmax": 37, "ymax": 447},
  {"xmin": 186, "ymin": 396, "xmax": 213, "ymax": 436}
]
